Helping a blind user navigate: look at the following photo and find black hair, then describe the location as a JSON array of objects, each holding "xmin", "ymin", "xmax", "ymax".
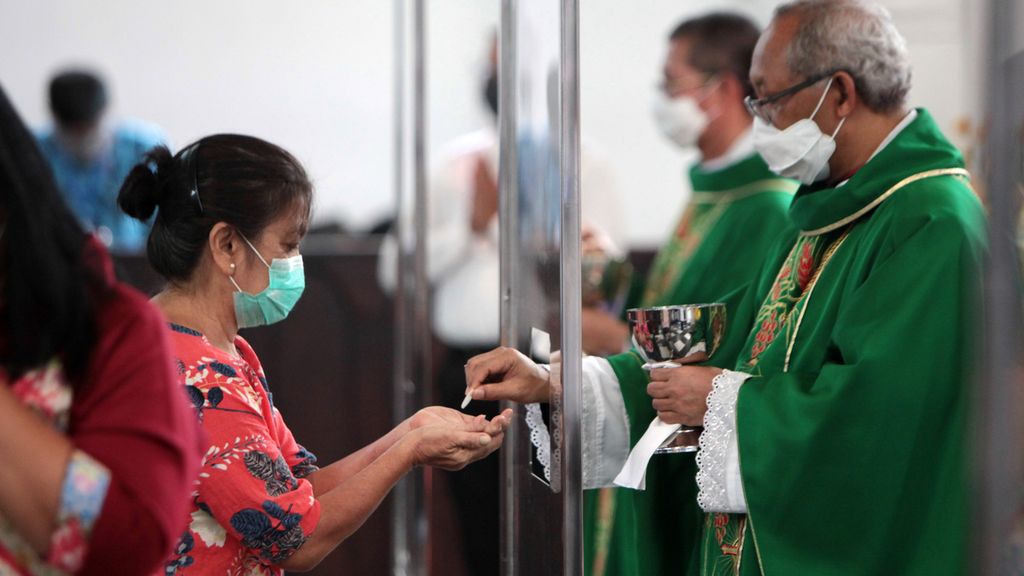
[
  {"xmin": 49, "ymin": 70, "xmax": 108, "ymax": 128},
  {"xmin": 118, "ymin": 134, "xmax": 313, "ymax": 284},
  {"xmin": 0, "ymin": 83, "xmax": 104, "ymax": 381},
  {"xmin": 669, "ymin": 13, "xmax": 762, "ymax": 98},
  {"xmin": 483, "ymin": 71, "xmax": 499, "ymax": 117}
]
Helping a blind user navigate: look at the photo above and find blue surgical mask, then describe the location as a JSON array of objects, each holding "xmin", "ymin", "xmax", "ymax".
[{"xmin": 229, "ymin": 234, "xmax": 305, "ymax": 329}]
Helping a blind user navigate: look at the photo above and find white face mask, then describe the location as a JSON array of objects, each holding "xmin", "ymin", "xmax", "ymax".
[
  {"xmin": 752, "ymin": 77, "xmax": 847, "ymax": 185},
  {"xmin": 652, "ymin": 93, "xmax": 709, "ymax": 149}
]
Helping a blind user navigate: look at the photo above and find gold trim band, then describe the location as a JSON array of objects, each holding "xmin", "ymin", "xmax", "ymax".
[
  {"xmin": 800, "ymin": 168, "xmax": 970, "ymax": 236},
  {"xmin": 691, "ymin": 178, "xmax": 799, "ymax": 205}
]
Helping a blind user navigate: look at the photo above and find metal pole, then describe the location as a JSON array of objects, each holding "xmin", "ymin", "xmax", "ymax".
[
  {"xmin": 390, "ymin": 1, "xmax": 410, "ymax": 572},
  {"xmin": 559, "ymin": 0, "xmax": 583, "ymax": 573},
  {"xmin": 391, "ymin": 0, "xmax": 429, "ymax": 573},
  {"xmin": 976, "ymin": 0, "xmax": 1024, "ymax": 573},
  {"xmin": 498, "ymin": 0, "xmax": 522, "ymax": 574}
]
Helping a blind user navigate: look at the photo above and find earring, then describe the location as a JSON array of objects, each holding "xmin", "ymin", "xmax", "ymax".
[{"xmin": 229, "ymin": 263, "xmax": 236, "ymax": 274}]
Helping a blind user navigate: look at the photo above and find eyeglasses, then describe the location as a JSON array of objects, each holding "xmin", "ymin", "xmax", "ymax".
[
  {"xmin": 658, "ymin": 73, "xmax": 717, "ymax": 97},
  {"xmin": 744, "ymin": 69, "xmax": 844, "ymax": 124}
]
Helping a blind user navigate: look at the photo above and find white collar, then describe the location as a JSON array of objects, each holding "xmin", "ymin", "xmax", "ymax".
[{"xmin": 698, "ymin": 127, "xmax": 754, "ymax": 172}]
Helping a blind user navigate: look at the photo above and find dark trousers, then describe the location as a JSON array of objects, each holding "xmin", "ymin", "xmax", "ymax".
[{"xmin": 439, "ymin": 345, "xmax": 500, "ymax": 576}]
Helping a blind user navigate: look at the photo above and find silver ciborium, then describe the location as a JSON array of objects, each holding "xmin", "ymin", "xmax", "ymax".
[{"xmin": 626, "ymin": 303, "xmax": 726, "ymax": 453}]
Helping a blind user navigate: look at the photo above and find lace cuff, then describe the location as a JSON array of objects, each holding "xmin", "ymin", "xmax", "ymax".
[
  {"xmin": 524, "ymin": 402, "xmax": 553, "ymax": 483},
  {"xmin": 46, "ymin": 450, "xmax": 112, "ymax": 572},
  {"xmin": 695, "ymin": 370, "xmax": 750, "ymax": 513},
  {"xmin": 522, "ymin": 358, "xmax": 629, "ymax": 489}
]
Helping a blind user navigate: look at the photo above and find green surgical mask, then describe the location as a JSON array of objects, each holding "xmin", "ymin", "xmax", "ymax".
[{"xmin": 229, "ymin": 234, "xmax": 305, "ymax": 329}]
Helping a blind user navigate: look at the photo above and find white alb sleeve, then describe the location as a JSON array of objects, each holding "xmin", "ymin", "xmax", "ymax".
[{"xmin": 581, "ymin": 356, "xmax": 630, "ymax": 489}]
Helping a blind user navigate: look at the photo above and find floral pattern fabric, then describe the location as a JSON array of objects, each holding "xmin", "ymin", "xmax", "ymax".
[
  {"xmin": 163, "ymin": 324, "xmax": 320, "ymax": 576},
  {"xmin": 0, "ymin": 360, "xmax": 112, "ymax": 576}
]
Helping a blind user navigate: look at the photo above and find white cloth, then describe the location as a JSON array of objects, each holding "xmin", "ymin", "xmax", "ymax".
[
  {"xmin": 695, "ymin": 370, "xmax": 752, "ymax": 513},
  {"xmin": 612, "ymin": 417, "xmax": 681, "ymax": 490},
  {"xmin": 378, "ymin": 127, "xmax": 627, "ymax": 347}
]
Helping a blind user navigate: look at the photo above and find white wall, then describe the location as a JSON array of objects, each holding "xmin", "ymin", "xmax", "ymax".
[
  {"xmin": 0, "ymin": 0, "xmax": 984, "ymax": 247},
  {"xmin": 0, "ymin": 0, "xmax": 498, "ymax": 232}
]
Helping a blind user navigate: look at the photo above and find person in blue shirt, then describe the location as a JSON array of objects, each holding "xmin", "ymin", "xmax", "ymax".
[{"xmin": 36, "ymin": 70, "xmax": 167, "ymax": 252}]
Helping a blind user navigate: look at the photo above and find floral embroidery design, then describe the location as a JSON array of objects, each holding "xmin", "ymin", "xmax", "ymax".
[
  {"xmin": 743, "ymin": 235, "xmax": 829, "ymax": 368},
  {"xmin": 702, "ymin": 513, "xmax": 747, "ymax": 576}
]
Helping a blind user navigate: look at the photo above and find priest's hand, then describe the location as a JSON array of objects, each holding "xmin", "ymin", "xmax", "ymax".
[
  {"xmin": 646, "ymin": 366, "xmax": 722, "ymax": 426},
  {"xmin": 464, "ymin": 347, "xmax": 551, "ymax": 404},
  {"xmin": 581, "ymin": 308, "xmax": 629, "ymax": 356}
]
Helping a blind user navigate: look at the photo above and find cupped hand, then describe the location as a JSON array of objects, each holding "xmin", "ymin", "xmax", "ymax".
[
  {"xmin": 410, "ymin": 412, "xmax": 511, "ymax": 470},
  {"xmin": 410, "ymin": 406, "xmax": 512, "ymax": 437},
  {"xmin": 646, "ymin": 365, "xmax": 721, "ymax": 426},
  {"xmin": 464, "ymin": 347, "xmax": 551, "ymax": 404}
]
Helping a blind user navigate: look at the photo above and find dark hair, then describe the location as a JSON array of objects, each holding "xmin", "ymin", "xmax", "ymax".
[
  {"xmin": 49, "ymin": 70, "xmax": 108, "ymax": 128},
  {"xmin": 118, "ymin": 134, "xmax": 313, "ymax": 283},
  {"xmin": 0, "ymin": 83, "xmax": 104, "ymax": 380},
  {"xmin": 669, "ymin": 13, "xmax": 762, "ymax": 98}
]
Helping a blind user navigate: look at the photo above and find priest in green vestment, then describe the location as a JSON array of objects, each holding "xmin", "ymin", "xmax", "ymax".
[
  {"xmin": 579, "ymin": 13, "xmax": 796, "ymax": 576},
  {"xmin": 465, "ymin": 1, "xmax": 985, "ymax": 574}
]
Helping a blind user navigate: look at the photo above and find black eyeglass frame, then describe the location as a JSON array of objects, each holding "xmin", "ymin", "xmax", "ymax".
[{"xmin": 744, "ymin": 68, "xmax": 847, "ymax": 122}]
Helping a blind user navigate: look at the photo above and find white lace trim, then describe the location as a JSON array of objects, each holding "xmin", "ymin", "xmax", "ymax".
[
  {"xmin": 525, "ymin": 402, "xmax": 552, "ymax": 482},
  {"xmin": 696, "ymin": 370, "xmax": 750, "ymax": 512}
]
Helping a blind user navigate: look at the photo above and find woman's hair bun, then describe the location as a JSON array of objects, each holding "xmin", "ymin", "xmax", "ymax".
[{"xmin": 118, "ymin": 145, "xmax": 174, "ymax": 221}]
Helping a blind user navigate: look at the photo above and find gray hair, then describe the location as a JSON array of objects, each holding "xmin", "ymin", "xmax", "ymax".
[{"xmin": 773, "ymin": 0, "xmax": 912, "ymax": 113}]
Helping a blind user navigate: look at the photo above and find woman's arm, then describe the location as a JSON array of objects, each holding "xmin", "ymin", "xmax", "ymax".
[
  {"xmin": 0, "ymin": 382, "xmax": 74, "ymax": 554},
  {"xmin": 304, "ymin": 407, "xmax": 505, "ymax": 497},
  {"xmin": 303, "ymin": 418, "xmax": 412, "ymax": 497},
  {"xmin": 0, "ymin": 289, "xmax": 203, "ymax": 575},
  {"xmin": 281, "ymin": 418, "xmax": 508, "ymax": 572}
]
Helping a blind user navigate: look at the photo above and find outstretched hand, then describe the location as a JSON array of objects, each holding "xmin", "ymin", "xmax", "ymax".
[
  {"xmin": 410, "ymin": 405, "xmax": 509, "ymax": 437},
  {"xmin": 409, "ymin": 408, "xmax": 513, "ymax": 470}
]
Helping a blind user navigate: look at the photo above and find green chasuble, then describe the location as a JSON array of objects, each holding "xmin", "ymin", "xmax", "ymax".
[
  {"xmin": 693, "ymin": 109, "xmax": 986, "ymax": 576},
  {"xmin": 585, "ymin": 153, "xmax": 797, "ymax": 576}
]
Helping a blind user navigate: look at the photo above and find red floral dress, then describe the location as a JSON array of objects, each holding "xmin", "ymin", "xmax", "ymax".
[{"xmin": 162, "ymin": 324, "xmax": 321, "ymax": 576}]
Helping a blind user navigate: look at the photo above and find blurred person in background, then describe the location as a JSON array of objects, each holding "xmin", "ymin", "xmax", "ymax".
[
  {"xmin": 0, "ymin": 84, "xmax": 202, "ymax": 575},
  {"xmin": 576, "ymin": 12, "xmax": 796, "ymax": 576},
  {"xmin": 37, "ymin": 69, "xmax": 166, "ymax": 252},
  {"xmin": 119, "ymin": 134, "xmax": 512, "ymax": 575}
]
